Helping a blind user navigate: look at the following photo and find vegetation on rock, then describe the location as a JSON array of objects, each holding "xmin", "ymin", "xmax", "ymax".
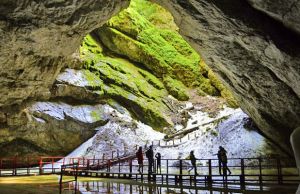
[{"xmin": 79, "ymin": 0, "xmax": 238, "ymax": 130}]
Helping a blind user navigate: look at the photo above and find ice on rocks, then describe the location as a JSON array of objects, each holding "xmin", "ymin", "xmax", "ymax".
[
  {"xmin": 29, "ymin": 102, "xmax": 112, "ymax": 123},
  {"xmin": 48, "ymin": 102, "xmax": 282, "ymax": 169},
  {"xmin": 56, "ymin": 69, "xmax": 102, "ymax": 87}
]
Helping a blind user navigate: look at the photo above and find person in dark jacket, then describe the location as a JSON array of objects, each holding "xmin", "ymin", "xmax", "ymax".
[
  {"xmin": 145, "ymin": 145, "xmax": 154, "ymax": 174},
  {"xmin": 155, "ymin": 152, "xmax": 161, "ymax": 174},
  {"xmin": 216, "ymin": 146, "xmax": 223, "ymax": 175},
  {"xmin": 218, "ymin": 146, "xmax": 231, "ymax": 176},
  {"xmin": 188, "ymin": 150, "xmax": 198, "ymax": 175},
  {"xmin": 136, "ymin": 146, "xmax": 144, "ymax": 173}
]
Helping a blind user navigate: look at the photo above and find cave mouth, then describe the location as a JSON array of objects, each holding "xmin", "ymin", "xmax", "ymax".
[
  {"xmin": 0, "ymin": 0, "xmax": 299, "ymax": 193},
  {"xmin": 62, "ymin": 0, "xmax": 291, "ymax": 161},
  {"xmin": 0, "ymin": 0, "xmax": 292, "ymax": 161}
]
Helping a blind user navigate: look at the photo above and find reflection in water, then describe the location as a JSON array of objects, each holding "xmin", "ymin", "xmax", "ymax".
[
  {"xmin": 74, "ymin": 180, "xmax": 233, "ymax": 194},
  {"xmin": 69, "ymin": 180, "xmax": 298, "ymax": 194}
]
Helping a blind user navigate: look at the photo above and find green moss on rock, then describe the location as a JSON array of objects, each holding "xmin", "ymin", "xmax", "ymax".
[
  {"xmin": 163, "ymin": 76, "xmax": 189, "ymax": 101},
  {"xmin": 78, "ymin": 0, "xmax": 240, "ymax": 132},
  {"xmin": 94, "ymin": 2, "xmax": 216, "ymax": 97},
  {"xmin": 80, "ymin": 35, "xmax": 103, "ymax": 69},
  {"xmin": 130, "ymin": 0, "xmax": 178, "ymax": 31},
  {"xmin": 82, "ymin": 53, "xmax": 172, "ymax": 129},
  {"xmin": 199, "ymin": 78, "xmax": 219, "ymax": 96},
  {"xmin": 200, "ymin": 60, "xmax": 239, "ymax": 108}
]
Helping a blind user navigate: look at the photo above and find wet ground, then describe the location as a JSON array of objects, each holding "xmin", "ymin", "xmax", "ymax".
[{"xmin": 0, "ymin": 175, "xmax": 298, "ymax": 194}]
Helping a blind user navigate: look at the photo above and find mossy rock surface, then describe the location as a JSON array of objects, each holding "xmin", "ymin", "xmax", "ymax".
[
  {"xmin": 199, "ymin": 60, "xmax": 239, "ymax": 108},
  {"xmin": 80, "ymin": 47, "xmax": 172, "ymax": 130},
  {"xmin": 93, "ymin": 0, "xmax": 217, "ymax": 98},
  {"xmin": 78, "ymin": 0, "xmax": 239, "ymax": 130}
]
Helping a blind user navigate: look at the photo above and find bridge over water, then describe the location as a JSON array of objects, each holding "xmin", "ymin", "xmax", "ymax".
[{"xmin": 0, "ymin": 154, "xmax": 299, "ymax": 193}]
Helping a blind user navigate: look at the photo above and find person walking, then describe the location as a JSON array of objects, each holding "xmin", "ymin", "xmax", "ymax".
[
  {"xmin": 155, "ymin": 152, "xmax": 161, "ymax": 174},
  {"xmin": 216, "ymin": 146, "xmax": 223, "ymax": 175},
  {"xmin": 188, "ymin": 150, "xmax": 198, "ymax": 175},
  {"xmin": 145, "ymin": 145, "xmax": 154, "ymax": 174},
  {"xmin": 136, "ymin": 146, "xmax": 144, "ymax": 174},
  {"xmin": 218, "ymin": 146, "xmax": 231, "ymax": 176}
]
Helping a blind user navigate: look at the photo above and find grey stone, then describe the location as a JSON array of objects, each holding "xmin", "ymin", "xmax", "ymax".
[
  {"xmin": 153, "ymin": 0, "xmax": 300, "ymax": 153},
  {"xmin": 247, "ymin": 0, "xmax": 300, "ymax": 34},
  {"xmin": 0, "ymin": 102, "xmax": 112, "ymax": 157},
  {"xmin": 0, "ymin": 0, "xmax": 129, "ymax": 107}
]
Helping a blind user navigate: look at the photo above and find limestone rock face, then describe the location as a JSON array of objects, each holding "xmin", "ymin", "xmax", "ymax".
[
  {"xmin": 153, "ymin": 0, "xmax": 300, "ymax": 152},
  {"xmin": 247, "ymin": 0, "xmax": 300, "ymax": 34},
  {"xmin": 0, "ymin": 0, "xmax": 129, "ymax": 108},
  {"xmin": 0, "ymin": 101, "xmax": 111, "ymax": 157}
]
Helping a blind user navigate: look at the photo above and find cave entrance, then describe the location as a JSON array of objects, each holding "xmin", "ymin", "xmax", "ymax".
[
  {"xmin": 73, "ymin": 0, "xmax": 291, "ymax": 163},
  {"xmin": 0, "ymin": 0, "xmax": 299, "ymax": 193}
]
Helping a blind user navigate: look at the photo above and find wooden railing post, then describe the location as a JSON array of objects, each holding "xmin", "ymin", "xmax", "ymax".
[
  {"xmin": 208, "ymin": 159, "xmax": 212, "ymax": 177},
  {"xmin": 39, "ymin": 157, "xmax": 43, "ymax": 175},
  {"xmin": 277, "ymin": 158, "xmax": 283, "ymax": 184},
  {"xmin": 59, "ymin": 165, "xmax": 64, "ymax": 194},
  {"xmin": 240, "ymin": 159, "xmax": 245, "ymax": 188},
  {"xmin": 0, "ymin": 158, "xmax": 2, "ymax": 176},
  {"xmin": 129, "ymin": 159, "xmax": 132, "ymax": 174},
  {"xmin": 52, "ymin": 158, "xmax": 54, "ymax": 173},
  {"xmin": 13, "ymin": 157, "xmax": 17, "ymax": 175},
  {"xmin": 118, "ymin": 159, "xmax": 121, "ymax": 175},
  {"xmin": 74, "ymin": 164, "xmax": 78, "ymax": 194},
  {"xmin": 258, "ymin": 158, "xmax": 263, "ymax": 186},
  {"xmin": 206, "ymin": 159, "xmax": 212, "ymax": 185},
  {"xmin": 27, "ymin": 157, "xmax": 30, "ymax": 175},
  {"xmin": 107, "ymin": 160, "xmax": 111, "ymax": 172},
  {"xmin": 179, "ymin": 160, "xmax": 183, "ymax": 182},
  {"xmin": 87, "ymin": 159, "xmax": 90, "ymax": 170},
  {"xmin": 166, "ymin": 159, "xmax": 169, "ymax": 181}
]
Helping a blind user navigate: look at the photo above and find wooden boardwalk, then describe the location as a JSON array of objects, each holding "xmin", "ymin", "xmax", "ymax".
[
  {"xmin": 0, "ymin": 155, "xmax": 299, "ymax": 193},
  {"xmin": 58, "ymin": 157, "xmax": 300, "ymax": 193}
]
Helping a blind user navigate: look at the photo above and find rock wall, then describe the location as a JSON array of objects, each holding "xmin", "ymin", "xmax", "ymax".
[
  {"xmin": 0, "ymin": 0, "xmax": 130, "ymax": 157},
  {"xmin": 0, "ymin": 0, "xmax": 130, "ymax": 108},
  {"xmin": 247, "ymin": 0, "xmax": 300, "ymax": 34},
  {"xmin": 152, "ymin": 0, "xmax": 300, "ymax": 153},
  {"xmin": 0, "ymin": 101, "xmax": 110, "ymax": 157}
]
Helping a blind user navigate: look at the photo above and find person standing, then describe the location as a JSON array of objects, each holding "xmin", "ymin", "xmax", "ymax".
[
  {"xmin": 188, "ymin": 150, "xmax": 198, "ymax": 175},
  {"xmin": 155, "ymin": 152, "xmax": 161, "ymax": 174},
  {"xmin": 136, "ymin": 146, "xmax": 144, "ymax": 174},
  {"xmin": 145, "ymin": 145, "xmax": 154, "ymax": 174}
]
